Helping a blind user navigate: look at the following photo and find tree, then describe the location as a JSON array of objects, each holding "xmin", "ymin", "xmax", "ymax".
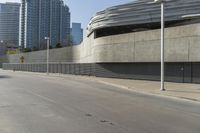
[
  {"xmin": 32, "ymin": 46, "xmax": 39, "ymax": 51},
  {"xmin": 23, "ymin": 48, "xmax": 32, "ymax": 53},
  {"xmin": 55, "ymin": 43, "xmax": 62, "ymax": 48},
  {"xmin": 66, "ymin": 35, "xmax": 74, "ymax": 46}
]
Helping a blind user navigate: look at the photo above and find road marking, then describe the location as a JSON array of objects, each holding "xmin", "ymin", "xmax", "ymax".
[{"xmin": 25, "ymin": 90, "xmax": 57, "ymax": 104}]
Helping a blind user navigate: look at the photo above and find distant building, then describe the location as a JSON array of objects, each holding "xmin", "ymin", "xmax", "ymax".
[
  {"xmin": 0, "ymin": 2, "xmax": 20, "ymax": 55},
  {"xmin": 20, "ymin": 0, "xmax": 70, "ymax": 50},
  {"xmin": 71, "ymin": 23, "xmax": 83, "ymax": 45},
  {"xmin": 60, "ymin": 2, "xmax": 71, "ymax": 47}
]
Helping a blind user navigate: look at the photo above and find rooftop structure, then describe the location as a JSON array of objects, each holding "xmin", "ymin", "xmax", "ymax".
[{"xmin": 87, "ymin": 0, "xmax": 200, "ymax": 37}]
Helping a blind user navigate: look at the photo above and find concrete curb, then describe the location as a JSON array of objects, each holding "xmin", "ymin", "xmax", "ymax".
[{"xmin": 97, "ymin": 80, "xmax": 200, "ymax": 104}]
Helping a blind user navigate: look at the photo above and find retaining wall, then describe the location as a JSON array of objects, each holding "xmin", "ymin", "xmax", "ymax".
[{"xmin": 1, "ymin": 23, "xmax": 200, "ymax": 64}]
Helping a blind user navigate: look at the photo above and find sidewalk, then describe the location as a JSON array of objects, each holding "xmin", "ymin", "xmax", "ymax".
[
  {"xmin": 48, "ymin": 73, "xmax": 200, "ymax": 102},
  {"xmin": 94, "ymin": 77, "xmax": 200, "ymax": 102}
]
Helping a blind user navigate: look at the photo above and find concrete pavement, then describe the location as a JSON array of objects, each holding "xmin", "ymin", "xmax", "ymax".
[
  {"xmin": 96, "ymin": 77, "xmax": 200, "ymax": 102},
  {"xmin": 0, "ymin": 70, "xmax": 200, "ymax": 133},
  {"xmin": 29, "ymin": 71, "xmax": 200, "ymax": 103},
  {"xmin": 41, "ymin": 73, "xmax": 200, "ymax": 103}
]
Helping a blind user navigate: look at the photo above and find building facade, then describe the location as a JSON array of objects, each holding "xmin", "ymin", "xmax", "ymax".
[
  {"xmin": 20, "ymin": 0, "xmax": 70, "ymax": 50},
  {"xmin": 87, "ymin": 0, "xmax": 200, "ymax": 38},
  {"xmin": 4, "ymin": 0, "xmax": 200, "ymax": 83},
  {"xmin": 0, "ymin": 2, "xmax": 20, "ymax": 55},
  {"xmin": 60, "ymin": 3, "xmax": 70, "ymax": 47},
  {"xmin": 71, "ymin": 23, "xmax": 83, "ymax": 45}
]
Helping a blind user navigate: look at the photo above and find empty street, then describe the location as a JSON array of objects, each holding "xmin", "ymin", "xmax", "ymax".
[{"xmin": 0, "ymin": 70, "xmax": 200, "ymax": 133}]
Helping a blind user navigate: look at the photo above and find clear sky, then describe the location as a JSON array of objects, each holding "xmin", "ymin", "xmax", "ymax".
[{"xmin": 1, "ymin": 0, "xmax": 131, "ymax": 31}]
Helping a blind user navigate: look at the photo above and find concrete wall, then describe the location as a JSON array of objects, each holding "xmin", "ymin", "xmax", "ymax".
[
  {"xmin": 1, "ymin": 23, "xmax": 200, "ymax": 64},
  {"xmin": 2, "ymin": 46, "xmax": 80, "ymax": 63},
  {"xmin": 93, "ymin": 23, "xmax": 200, "ymax": 63}
]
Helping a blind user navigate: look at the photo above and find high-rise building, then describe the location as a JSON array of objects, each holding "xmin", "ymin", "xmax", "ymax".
[
  {"xmin": 20, "ymin": 0, "xmax": 70, "ymax": 50},
  {"xmin": 60, "ymin": 2, "xmax": 70, "ymax": 47},
  {"xmin": 0, "ymin": 2, "xmax": 20, "ymax": 55},
  {"xmin": 71, "ymin": 23, "xmax": 83, "ymax": 45}
]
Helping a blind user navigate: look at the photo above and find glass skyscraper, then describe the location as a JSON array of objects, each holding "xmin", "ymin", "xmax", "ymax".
[
  {"xmin": 71, "ymin": 23, "xmax": 83, "ymax": 45},
  {"xmin": 20, "ymin": 0, "xmax": 70, "ymax": 50},
  {"xmin": 0, "ymin": 2, "xmax": 20, "ymax": 55}
]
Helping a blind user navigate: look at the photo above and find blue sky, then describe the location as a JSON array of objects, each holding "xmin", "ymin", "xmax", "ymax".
[
  {"xmin": 1, "ymin": 0, "xmax": 131, "ymax": 31},
  {"xmin": 65, "ymin": 0, "xmax": 131, "ymax": 29}
]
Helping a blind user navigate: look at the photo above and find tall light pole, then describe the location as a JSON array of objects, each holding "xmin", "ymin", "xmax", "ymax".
[
  {"xmin": 160, "ymin": 0, "xmax": 165, "ymax": 91},
  {"xmin": 0, "ymin": 40, "xmax": 4, "ymax": 55},
  {"xmin": 151, "ymin": 0, "xmax": 166, "ymax": 91},
  {"xmin": 0, "ymin": 40, "xmax": 3, "ymax": 47},
  {"xmin": 45, "ymin": 37, "xmax": 50, "ymax": 75}
]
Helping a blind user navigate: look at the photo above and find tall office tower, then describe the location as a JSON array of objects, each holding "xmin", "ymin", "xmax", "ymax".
[
  {"xmin": 71, "ymin": 23, "xmax": 83, "ymax": 45},
  {"xmin": 60, "ymin": 3, "xmax": 70, "ymax": 47},
  {"xmin": 0, "ymin": 2, "xmax": 20, "ymax": 55},
  {"xmin": 20, "ymin": 0, "xmax": 71, "ymax": 50},
  {"xmin": 19, "ymin": 0, "xmax": 26, "ymax": 50}
]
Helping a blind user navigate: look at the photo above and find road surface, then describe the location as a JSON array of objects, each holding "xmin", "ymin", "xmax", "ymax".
[{"xmin": 0, "ymin": 70, "xmax": 200, "ymax": 133}]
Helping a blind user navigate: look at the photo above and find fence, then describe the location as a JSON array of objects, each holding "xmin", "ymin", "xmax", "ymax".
[
  {"xmin": 3, "ymin": 63, "xmax": 96, "ymax": 76},
  {"xmin": 3, "ymin": 62, "xmax": 200, "ymax": 83}
]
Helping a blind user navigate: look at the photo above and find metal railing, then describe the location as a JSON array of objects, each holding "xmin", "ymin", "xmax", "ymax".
[
  {"xmin": 3, "ymin": 62, "xmax": 200, "ymax": 84},
  {"xmin": 2, "ymin": 63, "xmax": 95, "ymax": 76}
]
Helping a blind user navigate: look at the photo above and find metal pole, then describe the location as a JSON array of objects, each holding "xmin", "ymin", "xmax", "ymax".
[
  {"xmin": 47, "ymin": 38, "xmax": 49, "ymax": 75},
  {"xmin": 160, "ymin": 2, "xmax": 165, "ymax": 91}
]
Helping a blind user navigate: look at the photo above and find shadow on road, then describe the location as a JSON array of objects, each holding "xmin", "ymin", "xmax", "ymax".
[
  {"xmin": 167, "ymin": 90, "xmax": 200, "ymax": 94},
  {"xmin": 0, "ymin": 75, "xmax": 11, "ymax": 79}
]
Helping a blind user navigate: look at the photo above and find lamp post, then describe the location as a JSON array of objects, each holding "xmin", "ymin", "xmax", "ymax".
[
  {"xmin": 0, "ymin": 40, "xmax": 4, "ymax": 55},
  {"xmin": 160, "ymin": 0, "xmax": 165, "ymax": 91},
  {"xmin": 152, "ymin": 0, "xmax": 166, "ymax": 91},
  {"xmin": 0, "ymin": 40, "xmax": 3, "ymax": 47},
  {"xmin": 45, "ymin": 37, "xmax": 50, "ymax": 75}
]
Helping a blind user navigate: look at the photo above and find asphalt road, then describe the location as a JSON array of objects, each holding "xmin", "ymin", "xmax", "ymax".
[{"xmin": 0, "ymin": 70, "xmax": 200, "ymax": 133}]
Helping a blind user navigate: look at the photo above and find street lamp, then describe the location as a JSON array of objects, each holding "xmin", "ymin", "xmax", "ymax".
[
  {"xmin": 0, "ymin": 40, "xmax": 4, "ymax": 55},
  {"xmin": 45, "ymin": 37, "xmax": 50, "ymax": 75},
  {"xmin": 151, "ymin": 0, "xmax": 167, "ymax": 91}
]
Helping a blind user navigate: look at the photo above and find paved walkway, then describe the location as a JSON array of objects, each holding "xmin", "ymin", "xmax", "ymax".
[
  {"xmin": 95, "ymin": 77, "xmax": 200, "ymax": 102},
  {"xmin": 46, "ymin": 73, "xmax": 200, "ymax": 103}
]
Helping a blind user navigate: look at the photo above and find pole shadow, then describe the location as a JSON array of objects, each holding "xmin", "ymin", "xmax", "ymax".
[{"xmin": 0, "ymin": 75, "xmax": 11, "ymax": 79}]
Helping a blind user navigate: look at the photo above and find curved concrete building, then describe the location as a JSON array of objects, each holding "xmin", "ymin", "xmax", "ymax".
[{"xmin": 87, "ymin": 0, "xmax": 200, "ymax": 37}]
